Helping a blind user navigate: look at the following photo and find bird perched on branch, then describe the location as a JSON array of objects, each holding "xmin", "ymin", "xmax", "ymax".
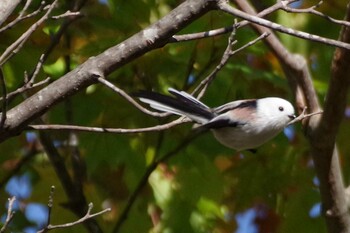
[{"xmin": 135, "ymin": 88, "xmax": 296, "ymax": 151}]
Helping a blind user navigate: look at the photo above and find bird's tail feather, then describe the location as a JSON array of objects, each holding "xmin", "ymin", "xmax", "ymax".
[{"xmin": 134, "ymin": 88, "xmax": 215, "ymax": 123}]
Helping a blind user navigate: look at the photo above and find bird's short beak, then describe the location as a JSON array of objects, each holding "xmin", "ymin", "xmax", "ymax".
[{"xmin": 288, "ymin": 114, "xmax": 296, "ymax": 120}]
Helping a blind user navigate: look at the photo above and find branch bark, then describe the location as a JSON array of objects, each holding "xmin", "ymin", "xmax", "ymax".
[{"xmin": 218, "ymin": 2, "xmax": 350, "ymax": 50}]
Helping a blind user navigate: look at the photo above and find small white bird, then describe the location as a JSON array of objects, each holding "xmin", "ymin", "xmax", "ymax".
[{"xmin": 135, "ymin": 88, "xmax": 296, "ymax": 151}]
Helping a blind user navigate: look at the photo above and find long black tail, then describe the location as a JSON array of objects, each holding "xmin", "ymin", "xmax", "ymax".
[{"xmin": 134, "ymin": 88, "xmax": 215, "ymax": 123}]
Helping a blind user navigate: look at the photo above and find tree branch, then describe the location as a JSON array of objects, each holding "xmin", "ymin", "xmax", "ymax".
[
  {"xmin": 170, "ymin": 0, "xmax": 297, "ymax": 43},
  {"xmin": 0, "ymin": 197, "xmax": 16, "ymax": 233},
  {"xmin": 0, "ymin": 68, "xmax": 7, "ymax": 129},
  {"xmin": 233, "ymin": 0, "xmax": 320, "ymax": 112},
  {"xmin": 0, "ymin": 1, "xmax": 46, "ymax": 33},
  {"xmin": 194, "ymin": 30, "xmax": 270, "ymax": 99},
  {"xmin": 28, "ymin": 117, "xmax": 190, "ymax": 133},
  {"xmin": 97, "ymin": 77, "xmax": 169, "ymax": 118},
  {"xmin": 38, "ymin": 186, "xmax": 110, "ymax": 233},
  {"xmin": 41, "ymin": 203, "xmax": 110, "ymax": 232},
  {"xmin": 0, "ymin": 77, "xmax": 50, "ymax": 102},
  {"xmin": 217, "ymin": 1, "xmax": 350, "ymax": 50},
  {"xmin": 0, "ymin": 0, "xmax": 60, "ymax": 65},
  {"xmin": 281, "ymin": 1, "xmax": 350, "ymax": 27},
  {"xmin": 287, "ymin": 107, "xmax": 323, "ymax": 125},
  {"xmin": 4, "ymin": 1, "xmax": 83, "ymax": 105}
]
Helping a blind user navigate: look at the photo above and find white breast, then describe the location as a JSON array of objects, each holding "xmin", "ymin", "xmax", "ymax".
[{"xmin": 211, "ymin": 124, "xmax": 283, "ymax": 151}]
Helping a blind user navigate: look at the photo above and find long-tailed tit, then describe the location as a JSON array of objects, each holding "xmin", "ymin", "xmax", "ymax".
[{"xmin": 135, "ymin": 88, "xmax": 296, "ymax": 151}]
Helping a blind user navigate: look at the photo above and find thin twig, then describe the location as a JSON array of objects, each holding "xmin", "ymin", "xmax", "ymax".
[
  {"xmin": 282, "ymin": 1, "xmax": 350, "ymax": 27},
  {"xmin": 24, "ymin": 1, "xmax": 84, "ymax": 84},
  {"xmin": 0, "ymin": 2, "xmax": 80, "ymax": 33},
  {"xmin": 193, "ymin": 31, "xmax": 270, "ymax": 99},
  {"xmin": 0, "ymin": 0, "xmax": 59, "ymax": 65},
  {"xmin": 170, "ymin": 0, "xmax": 296, "ymax": 43},
  {"xmin": 288, "ymin": 107, "xmax": 323, "ymax": 125},
  {"xmin": 38, "ymin": 202, "xmax": 111, "ymax": 233},
  {"xmin": 0, "ymin": 68, "xmax": 7, "ymax": 129},
  {"xmin": 0, "ymin": 77, "xmax": 51, "ymax": 102},
  {"xmin": 28, "ymin": 117, "xmax": 190, "ymax": 133},
  {"xmin": 172, "ymin": 0, "xmax": 350, "ymax": 48},
  {"xmin": 171, "ymin": 25, "xmax": 236, "ymax": 42},
  {"xmin": 218, "ymin": 1, "xmax": 350, "ymax": 50},
  {"xmin": 51, "ymin": 11, "xmax": 82, "ymax": 20},
  {"xmin": 97, "ymin": 77, "xmax": 170, "ymax": 118},
  {"xmin": 0, "ymin": 1, "xmax": 46, "ymax": 33},
  {"xmin": 29, "ymin": 54, "xmax": 45, "ymax": 85},
  {"xmin": 0, "ymin": 197, "xmax": 16, "ymax": 233},
  {"xmin": 46, "ymin": 186, "xmax": 55, "ymax": 228},
  {"xmin": 19, "ymin": 0, "xmax": 35, "ymax": 18},
  {"xmin": 193, "ymin": 22, "xmax": 238, "ymax": 98}
]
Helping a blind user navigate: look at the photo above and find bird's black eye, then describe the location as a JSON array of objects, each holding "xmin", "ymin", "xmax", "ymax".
[{"xmin": 279, "ymin": 106, "xmax": 284, "ymax": 112}]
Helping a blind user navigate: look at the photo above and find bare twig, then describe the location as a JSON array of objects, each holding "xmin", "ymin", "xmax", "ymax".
[
  {"xmin": 48, "ymin": 203, "xmax": 110, "ymax": 231},
  {"xmin": 28, "ymin": 54, "xmax": 45, "ymax": 85},
  {"xmin": 193, "ymin": 23, "xmax": 238, "ymax": 98},
  {"xmin": 0, "ymin": 0, "xmax": 59, "ymax": 65},
  {"xmin": 171, "ymin": 0, "xmax": 296, "ymax": 42},
  {"xmin": 0, "ymin": 197, "xmax": 16, "ymax": 233},
  {"xmin": 26, "ymin": 6, "xmax": 84, "ymax": 82},
  {"xmin": 97, "ymin": 77, "xmax": 170, "ymax": 118},
  {"xmin": 0, "ymin": 1, "xmax": 46, "ymax": 33},
  {"xmin": 193, "ymin": 31, "xmax": 270, "ymax": 99},
  {"xmin": 171, "ymin": 25, "xmax": 236, "ymax": 42},
  {"xmin": 217, "ymin": 1, "xmax": 350, "ymax": 50},
  {"xmin": 46, "ymin": 186, "xmax": 55, "ymax": 228},
  {"xmin": 38, "ymin": 201, "xmax": 110, "ymax": 233},
  {"xmin": 0, "ymin": 2, "xmax": 80, "ymax": 33},
  {"xmin": 282, "ymin": 1, "xmax": 350, "ymax": 27},
  {"xmin": 288, "ymin": 107, "xmax": 323, "ymax": 125},
  {"xmin": 28, "ymin": 117, "xmax": 190, "ymax": 133},
  {"xmin": 0, "ymin": 68, "xmax": 7, "ymax": 129},
  {"xmin": 6, "ymin": 1, "xmax": 83, "ymax": 105},
  {"xmin": 51, "ymin": 11, "xmax": 82, "ymax": 20},
  {"xmin": 51, "ymin": 203, "xmax": 110, "ymax": 230},
  {"xmin": 0, "ymin": 77, "xmax": 50, "ymax": 102},
  {"xmin": 19, "ymin": 0, "xmax": 35, "ymax": 18}
]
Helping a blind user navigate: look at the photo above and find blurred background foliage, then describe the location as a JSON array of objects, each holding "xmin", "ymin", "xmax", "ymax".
[{"xmin": 0, "ymin": 0, "xmax": 350, "ymax": 232}]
